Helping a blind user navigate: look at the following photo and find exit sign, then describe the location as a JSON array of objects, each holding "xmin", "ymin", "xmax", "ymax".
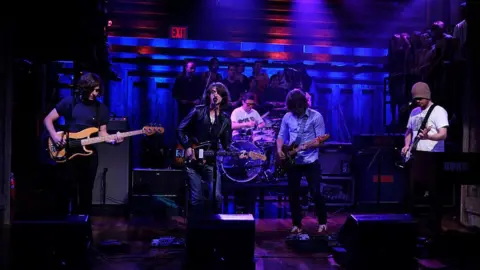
[{"xmin": 170, "ymin": 26, "xmax": 188, "ymax": 39}]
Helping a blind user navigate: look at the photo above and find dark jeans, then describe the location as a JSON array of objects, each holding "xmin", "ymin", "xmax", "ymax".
[
  {"xmin": 55, "ymin": 153, "xmax": 98, "ymax": 216},
  {"xmin": 404, "ymin": 151, "xmax": 442, "ymax": 237},
  {"xmin": 186, "ymin": 164, "xmax": 222, "ymax": 219},
  {"xmin": 287, "ymin": 161, "xmax": 327, "ymax": 227}
]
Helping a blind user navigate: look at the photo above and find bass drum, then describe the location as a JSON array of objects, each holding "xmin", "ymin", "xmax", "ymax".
[{"xmin": 220, "ymin": 140, "xmax": 264, "ymax": 183}]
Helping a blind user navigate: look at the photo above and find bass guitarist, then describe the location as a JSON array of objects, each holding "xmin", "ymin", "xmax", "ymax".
[
  {"xmin": 43, "ymin": 72, "xmax": 123, "ymax": 216},
  {"xmin": 276, "ymin": 89, "xmax": 328, "ymax": 234},
  {"xmin": 401, "ymin": 82, "xmax": 448, "ymax": 241},
  {"xmin": 177, "ymin": 82, "xmax": 233, "ymax": 219}
]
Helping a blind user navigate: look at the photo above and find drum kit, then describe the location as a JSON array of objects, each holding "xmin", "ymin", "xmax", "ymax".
[{"xmin": 220, "ymin": 107, "xmax": 288, "ymax": 183}]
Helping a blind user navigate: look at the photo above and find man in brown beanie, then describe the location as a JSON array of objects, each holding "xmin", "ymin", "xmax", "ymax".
[{"xmin": 401, "ymin": 82, "xmax": 449, "ymax": 242}]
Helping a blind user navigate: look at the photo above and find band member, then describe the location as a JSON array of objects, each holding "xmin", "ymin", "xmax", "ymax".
[
  {"xmin": 277, "ymin": 89, "xmax": 328, "ymax": 234},
  {"xmin": 177, "ymin": 82, "xmax": 232, "ymax": 218},
  {"xmin": 401, "ymin": 82, "xmax": 448, "ymax": 239},
  {"xmin": 43, "ymin": 72, "xmax": 123, "ymax": 216},
  {"xmin": 231, "ymin": 93, "xmax": 266, "ymax": 141}
]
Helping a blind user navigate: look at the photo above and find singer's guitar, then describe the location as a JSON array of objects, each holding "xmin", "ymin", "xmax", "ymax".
[
  {"xmin": 174, "ymin": 142, "xmax": 267, "ymax": 167},
  {"xmin": 276, "ymin": 134, "xmax": 330, "ymax": 170},
  {"xmin": 47, "ymin": 125, "xmax": 164, "ymax": 163}
]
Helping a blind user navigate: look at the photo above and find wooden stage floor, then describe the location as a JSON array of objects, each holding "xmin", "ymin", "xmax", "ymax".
[
  {"xmin": 2, "ymin": 201, "xmax": 479, "ymax": 270},
  {"xmin": 87, "ymin": 201, "xmax": 479, "ymax": 270}
]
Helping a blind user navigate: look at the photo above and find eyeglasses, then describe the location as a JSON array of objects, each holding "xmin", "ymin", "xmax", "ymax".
[{"xmin": 246, "ymin": 103, "xmax": 255, "ymax": 106}]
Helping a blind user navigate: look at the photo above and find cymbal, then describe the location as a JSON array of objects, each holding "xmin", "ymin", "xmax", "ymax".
[{"xmin": 272, "ymin": 107, "xmax": 287, "ymax": 111}]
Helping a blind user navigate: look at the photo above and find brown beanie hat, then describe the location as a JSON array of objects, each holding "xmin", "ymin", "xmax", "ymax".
[{"xmin": 411, "ymin": 82, "xmax": 431, "ymax": 100}]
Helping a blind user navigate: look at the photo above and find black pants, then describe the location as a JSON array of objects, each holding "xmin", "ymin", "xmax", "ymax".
[
  {"xmin": 404, "ymin": 151, "xmax": 442, "ymax": 237},
  {"xmin": 55, "ymin": 153, "xmax": 98, "ymax": 216},
  {"xmin": 287, "ymin": 161, "xmax": 327, "ymax": 227}
]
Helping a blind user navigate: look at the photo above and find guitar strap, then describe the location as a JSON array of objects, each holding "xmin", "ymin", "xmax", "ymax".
[
  {"xmin": 95, "ymin": 100, "xmax": 100, "ymax": 128},
  {"xmin": 412, "ymin": 104, "xmax": 437, "ymax": 151},
  {"xmin": 294, "ymin": 113, "xmax": 308, "ymax": 145}
]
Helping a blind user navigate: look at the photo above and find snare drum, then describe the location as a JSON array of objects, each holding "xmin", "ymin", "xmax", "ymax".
[
  {"xmin": 252, "ymin": 128, "xmax": 276, "ymax": 147},
  {"xmin": 220, "ymin": 140, "xmax": 264, "ymax": 183}
]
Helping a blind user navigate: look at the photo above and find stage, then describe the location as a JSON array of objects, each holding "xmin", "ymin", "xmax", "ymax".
[{"xmin": 5, "ymin": 200, "xmax": 475, "ymax": 270}]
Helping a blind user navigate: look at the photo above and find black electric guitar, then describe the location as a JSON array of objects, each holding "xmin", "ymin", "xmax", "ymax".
[
  {"xmin": 276, "ymin": 134, "xmax": 330, "ymax": 170},
  {"xmin": 47, "ymin": 125, "xmax": 164, "ymax": 163},
  {"xmin": 174, "ymin": 142, "xmax": 266, "ymax": 167}
]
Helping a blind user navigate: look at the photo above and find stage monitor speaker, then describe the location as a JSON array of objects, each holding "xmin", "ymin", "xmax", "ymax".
[
  {"xmin": 92, "ymin": 137, "xmax": 131, "ymax": 205},
  {"xmin": 336, "ymin": 214, "xmax": 418, "ymax": 270},
  {"xmin": 186, "ymin": 214, "xmax": 255, "ymax": 270},
  {"xmin": 10, "ymin": 215, "xmax": 91, "ymax": 270}
]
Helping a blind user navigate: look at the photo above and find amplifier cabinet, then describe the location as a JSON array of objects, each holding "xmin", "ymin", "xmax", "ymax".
[
  {"xmin": 319, "ymin": 142, "xmax": 354, "ymax": 176},
  {"xmin": 322, "ymin": 176, "xmax": 355, "ymax": 206},
  {"xmin": 131, "ymin": 168, "xmax": 186, "ymax": 197},
  {"xmin": 130, "ymin": 168, "xmax": 187, "ymax": 217},
  {"xmin": 93, "ymin": 137, "xmax": 130, "ymax": 205}
]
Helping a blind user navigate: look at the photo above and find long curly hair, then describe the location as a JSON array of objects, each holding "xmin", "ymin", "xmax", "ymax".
[
  {"xmin": 77, "ymin": 72, "xmax": 104, "ymax": 95},
  {"xmin": 203, "ymin": 82, "xmax": 231, "ymax": 109}
]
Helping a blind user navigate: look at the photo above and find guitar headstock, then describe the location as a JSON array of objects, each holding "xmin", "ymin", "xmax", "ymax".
[
  {"xmin": 143, "ymin": 124, "xmax": 165, "ymax": 136},
  {"xmin": 248, "ymin": 151, "xmax": 267, "ymax": 161},
  {"xmin": 316, "ymin": 134, "xmax": 330, "ymax": 144}
]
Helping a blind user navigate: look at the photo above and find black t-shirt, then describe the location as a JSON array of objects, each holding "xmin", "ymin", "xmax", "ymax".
[
  {"xmin": 55, "ymin": 96, "xmax": 110, "ymax": 132},
  {"xmin": 222, "ymin": 79, "xmax": 246, "ymax": 103}
]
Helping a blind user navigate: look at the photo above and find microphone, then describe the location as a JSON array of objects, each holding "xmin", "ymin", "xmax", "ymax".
[{"xmin": 213, "ymin": 96, "xmax": 218, "ymax": 103}]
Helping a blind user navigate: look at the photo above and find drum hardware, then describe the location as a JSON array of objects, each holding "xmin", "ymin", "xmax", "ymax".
[{"xmin": 228, "ymin": 107, "xmax": 289, "ymax": 184}]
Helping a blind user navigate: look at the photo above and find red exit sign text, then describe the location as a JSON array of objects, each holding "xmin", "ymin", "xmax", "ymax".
[{"xmin": 170, "ymin": 26, "xmax": 188, "ymax": 39}]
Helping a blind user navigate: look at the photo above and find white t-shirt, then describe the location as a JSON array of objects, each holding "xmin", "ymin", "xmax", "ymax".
[
  {"xmin": 407, "ymin": 104, "xmax": 449, "ymax": 152},
  {"xmin": 231, "ymin": 107, "xmax": 264, "ymax": 136}
]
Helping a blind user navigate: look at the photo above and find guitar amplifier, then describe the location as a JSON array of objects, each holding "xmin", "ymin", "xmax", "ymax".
[
  {"xmin": 319, "ymin": 142, "xmax": 354, "ymax": 175},
  {"xmin": 107, "ymin": 117, "xmax": 128, "ymax": 132},
  {"xmin": 130, "ymin": 169, "xmax": 187, "ymax": 217},
  {"xmin": 131, "ymin": 168, "xmax": 186, "ymax": 196},
  {"xmin": 322, "ymin": 176, "xmax": 355, "ymax": 206},
  {"xmin": 92, "ymin": 117, "xmax": 130, "ymax": 205}
]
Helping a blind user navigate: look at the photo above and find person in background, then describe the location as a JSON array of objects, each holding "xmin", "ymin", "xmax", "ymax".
[{"xmin": 172, "ymin": 59, "xmax": 203, "ymax": 123}]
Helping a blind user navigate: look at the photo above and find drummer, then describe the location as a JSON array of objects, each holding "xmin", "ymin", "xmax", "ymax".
[{"xmin": 231, "ymin": 92, "xmax": 266, "ymax": 141}]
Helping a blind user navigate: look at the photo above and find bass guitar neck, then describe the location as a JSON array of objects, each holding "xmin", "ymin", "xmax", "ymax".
[{"xmin": 48, "ymin": 125, "xmax": 163, "ymax": 163}]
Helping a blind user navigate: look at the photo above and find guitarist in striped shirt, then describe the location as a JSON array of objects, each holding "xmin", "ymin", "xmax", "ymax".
[{"xmin": 401, "ymin": 82, "xmax": 449, "ymax": 240}]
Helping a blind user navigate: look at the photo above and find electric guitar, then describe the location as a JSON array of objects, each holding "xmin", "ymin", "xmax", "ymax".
[
  {"xmin": 47, "ymin": 125, "xmax": 164, "ymax": 163},
  {"xmin": 400, "ymin": 126, "xmax": 432, "ymax": 167},
  {"xmin": 174, "ymin": 142, "xmax": 267, "ymax": 167},
  {"xmin": 276, "ymin": 134, "xmax": 330, "ymax": 169}
]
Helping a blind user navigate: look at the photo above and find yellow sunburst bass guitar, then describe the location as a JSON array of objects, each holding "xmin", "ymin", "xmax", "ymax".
[{"xmin": 47, "ymin": 125, "xmax": 164, "ymax": 163}]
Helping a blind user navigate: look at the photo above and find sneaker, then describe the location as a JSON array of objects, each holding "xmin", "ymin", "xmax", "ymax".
[
  {"xmin": 317, "ymin": 224, "xmax": 327, "ymax": 233},
  {"xmin": 290, "ymin": 226, "xmax": 303, "ymax": 234}
]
